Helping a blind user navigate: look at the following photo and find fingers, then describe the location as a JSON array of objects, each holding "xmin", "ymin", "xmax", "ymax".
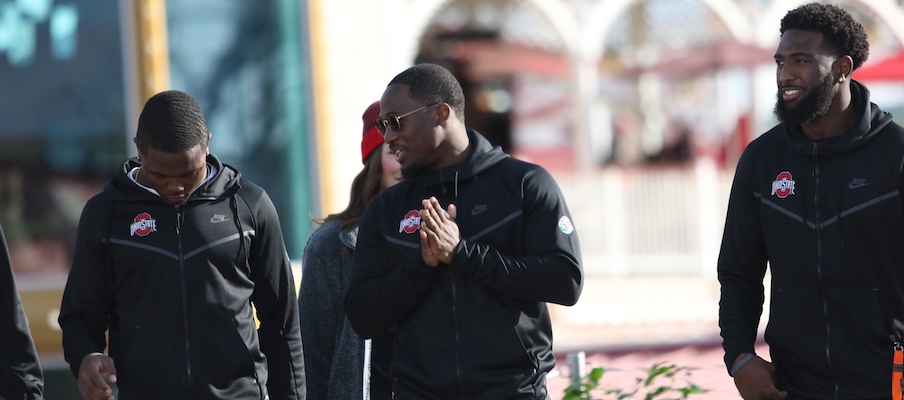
[
  {"xmin": 420, "ymin": 197, "xmax": 454, "ymax": 229},
  {"xmin": 101, "ymin": 357, "xmax": 118, "ymax": 383},
  {"xmin": 419, "ymin": 225, "xmax": 440, "ymax": 267},
  {"xmin": 78, "ymin": 354, "xmax": 116, "ymax": 400},
  {"xmin": 79, "ymin": 369, "xmax": 114, "ymax": 400}
]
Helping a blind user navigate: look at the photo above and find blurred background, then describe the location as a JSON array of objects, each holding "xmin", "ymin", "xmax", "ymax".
[{"xmin": 2, "ymin": 0, "xmax": 904, "ymax": 397}]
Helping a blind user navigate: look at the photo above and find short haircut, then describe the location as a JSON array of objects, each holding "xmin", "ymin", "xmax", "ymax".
[
  {"xmin": 780, "ymin": 2, "xmax": 870, "ymax": 70},
  {"xmin": 135, "ymin": 90, "xmax": 209, "ymax": 153},
  {"xmin": 388, "ymin": 63, "xmax": 465, "ymax": 122}
]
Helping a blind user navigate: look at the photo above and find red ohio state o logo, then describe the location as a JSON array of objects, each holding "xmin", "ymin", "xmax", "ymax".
[
  {"xmin": 130, "ymin": 212, "xmax": 157, "ymax": 237},
  {"xmin": 398, "ymin": 210, "xmax": 421, "ymax": 234},
  {"xmin": 771, "ymin": 171, "xmax": 796, "ymax": 199}
]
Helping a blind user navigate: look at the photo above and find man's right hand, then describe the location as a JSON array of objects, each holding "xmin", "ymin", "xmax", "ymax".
[
  {"xmin": 78, "ymin": 352, "xmax": 117, "ymax": 400},
  {"xmin": 733, "ymin": 353, "xmax": 787, "ymax": 400}
]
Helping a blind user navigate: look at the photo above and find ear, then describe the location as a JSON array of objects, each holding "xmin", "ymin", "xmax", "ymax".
[
  {"xmin": 133, "ymin": 137, "xmax": 144, "ymax": 159},
  {"xmin": 436, "ymin": 103, "xmax": 452, "ymax": 126},
  {"xmin": 205, "ymin": 132, "xmax": 212, "ymax": 155},
  {"xmin": 836, "ymin": 55, "xmax": 854, "ymax": 82}
]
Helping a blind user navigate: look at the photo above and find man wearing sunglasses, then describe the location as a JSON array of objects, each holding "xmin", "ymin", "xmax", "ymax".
[{"xmin": 345, "ymin": 63, "xmax": 584, "ymax": 399}]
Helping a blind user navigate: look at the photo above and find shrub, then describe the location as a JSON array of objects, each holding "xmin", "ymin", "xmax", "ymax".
[{"xmin": 563, "ymin": 362, "xmax": 708, "ymax": 400}]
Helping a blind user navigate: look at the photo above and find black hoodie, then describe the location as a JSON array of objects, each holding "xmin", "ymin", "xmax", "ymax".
[
  {"xmin": 0, "ymin": 224, "xmax": 44, "ymax": 399},
  {"xmin": 719, "ymin": 81, "xmax": 904, "ymax": 398},
  {"xmin": 345, "ymin": 130, "xmax": 583, "ymax": 399},
  {"xmin": 59, "ymin": 154, "xmax": 305, "ymax": 399}
]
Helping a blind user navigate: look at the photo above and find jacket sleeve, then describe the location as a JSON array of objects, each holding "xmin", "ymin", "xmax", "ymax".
[
  {"xmin": 717, "ymin": 149, "xmax": 768, "ymax": 372},
  {"xmin": 0, "ymin": 224, "xmax": 45, "ymax": 400},
  {"xmin": 345, "ymin": 200, "xmax": 444, "ymax": 339},
  {"xmin": 58, "ymin": 197, "xmax": 115, "ymax": 377},
  {"xmin": 297, "ymin": 226, "xmax": 342, "ymax": 399},
  {"xmin": 245, "ymin": 189, "xmax": 306, "ymax": 399},
  {"xmin": 448, "ymin": 166, "xmax": 583, "ymax": 306}
]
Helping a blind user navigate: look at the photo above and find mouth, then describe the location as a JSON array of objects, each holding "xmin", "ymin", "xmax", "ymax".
[
  {"xmin": 389, "ymin": 145, "xmax": 406, "ymax": 163},
  {"xmin": 163, "ymin": 194, "xmax": 187, "ymax": 205},
  {"xmin": 781, "ymin": 87, "xmax": 803, "ymax": 102}
]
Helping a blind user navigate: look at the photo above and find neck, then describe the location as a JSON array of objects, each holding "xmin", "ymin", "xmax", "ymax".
[
  {"xmin": 433, "ymin": 126, "xmax": 472, "ymax": 170},
  {"xmin": 801, "ymin": 83, "xmax": 856, "ymax": 140}
]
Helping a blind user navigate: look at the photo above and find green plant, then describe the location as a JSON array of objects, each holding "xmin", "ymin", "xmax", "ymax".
[{"xmin": 562, "ymin": 362, "xmax": 708, "ymax": 400}]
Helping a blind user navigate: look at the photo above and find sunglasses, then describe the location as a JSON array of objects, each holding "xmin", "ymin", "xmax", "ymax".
[{"xmin": 375, "ymin": 103, "xmax": 441, "ymax": 137}]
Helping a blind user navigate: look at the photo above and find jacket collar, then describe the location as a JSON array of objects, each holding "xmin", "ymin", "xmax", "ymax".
[
  {"xmin": 105, "ymin": 153, "xmax": 242, "ymax": 203},
  {"xmin": 784, "ymin": 80, "xmax": 894, "ymax": 157},
  {"xmin": 405, "ymin": 130, "xmax": 509, "ymax": 186}
]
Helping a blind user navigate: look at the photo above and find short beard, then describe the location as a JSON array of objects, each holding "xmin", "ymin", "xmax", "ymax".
[
  {"xmin": 400, "ymin": 163, "xmax": 424, "ymax": 180},
  {"xmin": 774, "ymin": 73, "xmax": 835, "ymax": 126}
]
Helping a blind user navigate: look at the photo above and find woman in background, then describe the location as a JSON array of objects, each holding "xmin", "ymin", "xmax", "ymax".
[{"xmin": 299, "ymin": 100, "xmax": 400, "ymax": 399}]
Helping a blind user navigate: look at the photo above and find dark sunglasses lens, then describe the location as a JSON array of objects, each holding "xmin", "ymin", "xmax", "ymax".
[
  {"xmin": 376, "ymin": 120, "xmax": 387, "ymax": 135},
  {"xmin": 388, "ymin": 116, "xmax": 402, "ymax": 132}
]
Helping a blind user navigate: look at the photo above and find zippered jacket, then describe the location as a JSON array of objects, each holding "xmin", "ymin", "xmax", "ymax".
[
  {"xmin": 345, "ymin": 130, "xmax": 583, "ymax": 399},
  {"xmin": 0, "ymin": 224, "xmax": 45, "ymax": 399},
  {"xmin": 59, "ymin": 154, "xmax": 305, "ymax": 399},
  {"xmin": 719, "ymin": 81, "xmax": 904, "ymax": 398}
]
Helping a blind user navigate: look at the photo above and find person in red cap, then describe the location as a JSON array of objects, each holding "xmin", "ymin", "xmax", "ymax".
[{"xmin": 298, "ymin": 100, "xmax": 401, "ymax": 399}]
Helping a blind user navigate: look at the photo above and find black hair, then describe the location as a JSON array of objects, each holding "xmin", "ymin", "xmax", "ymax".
[
  {"xmin": 388, "ymin": 63, "xmax": 465, "ymax": 122},
  {"xmin": 780, "ymin": 2, "xmax": 870, "ymax": 70},
  {"xmin": 135, "ymin": 90, "xmax": 209, "ymax": 153}
]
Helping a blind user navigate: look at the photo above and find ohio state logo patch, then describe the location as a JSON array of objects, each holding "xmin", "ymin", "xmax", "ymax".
[
  {"xmin": 558, "ymin": 216, "xmax": 574, "ymax": 235},
  {"xmin": 399, "ymin": 210, "xmax": 421, "ymax": 234},
  {"xmin": 771, "ymin": 171, "xmax": 796, "ymax": 198},
  {"xmin": 130, "ymin": 212, "xmax": 158, "ymax": 237}
]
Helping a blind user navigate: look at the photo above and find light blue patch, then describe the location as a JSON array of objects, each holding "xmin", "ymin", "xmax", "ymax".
[{"xmin": 558, "ymin": 216, "xmax": 574, "ymax": 235}]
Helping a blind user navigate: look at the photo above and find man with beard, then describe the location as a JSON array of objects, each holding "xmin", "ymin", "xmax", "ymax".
[{"xmin": 718, "ymin": 3, "xmax": 904, "ymax": 400}]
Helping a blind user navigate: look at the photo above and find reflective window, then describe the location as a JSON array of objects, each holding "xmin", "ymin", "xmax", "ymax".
[
  {"xmin": 0, "ymin": 0, "xmax": 126, "ymax": 274},
  {"xmin": 165, "ymin": 0, "xmax": 314, "ymax": 257}
]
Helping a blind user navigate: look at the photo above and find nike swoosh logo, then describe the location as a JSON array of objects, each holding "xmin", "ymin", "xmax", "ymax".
[
  {"xmin": 210, "ymin": 215, "xmax": 230, "ymax": 223},
  {"xmin": 471, "ymin": 205, "xmax": 490, "ymax": 216},
  {"xmin": 848, "ymin": 181, "xmax": 869, "ymax": 189}
]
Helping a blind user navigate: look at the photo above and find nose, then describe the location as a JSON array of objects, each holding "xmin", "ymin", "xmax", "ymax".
[
  {"xmin": 383, "ymin": 128, "xmax": 399, "ymax": 143},
  {"xmin": 777, "ymin": 64, "xmax": 793, "ymax": 85},
  {"xmin": 168, "ymin": 179, "xmax": 187, "ymax": 193}
]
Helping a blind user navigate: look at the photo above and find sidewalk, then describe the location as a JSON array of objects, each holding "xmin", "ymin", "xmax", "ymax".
[
  {"xmin": 546, "ymin": 275, "xmax": 767, "ymax": 399},
  {"xmin": 546, "ymin": 341, "xmax": 769, "ymax": 399},
  {"xmin": 550, "ymin": 275, "xmax": 725, "ymax": 351}
]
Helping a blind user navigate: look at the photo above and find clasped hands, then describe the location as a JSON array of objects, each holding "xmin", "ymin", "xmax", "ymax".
[{"xmin": 419, "ymin": 197, "xmax": 459, "ymax": 267}]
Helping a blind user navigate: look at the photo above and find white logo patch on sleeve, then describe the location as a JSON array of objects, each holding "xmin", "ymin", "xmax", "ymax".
[{"xmin": 558, "ymin": 216, "xmax": 574, "ymax": 235}]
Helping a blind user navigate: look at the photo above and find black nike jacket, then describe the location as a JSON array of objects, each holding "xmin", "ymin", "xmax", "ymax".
[
  {"xmin": 345, "ymin": 130, "xmax": 583, "ymax": 399},
  {"xmin": 59, "ymin": 154, "xmax": 305, "ymax": 399}
]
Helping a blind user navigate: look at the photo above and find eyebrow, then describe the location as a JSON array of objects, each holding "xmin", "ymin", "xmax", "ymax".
[
  {"xmin": 774, "ymin": 51, "xmax": 814, "ymax": 58},
  {"xmin": 146, "ymin": 166, "xmax": 203, "ymax": 178}
]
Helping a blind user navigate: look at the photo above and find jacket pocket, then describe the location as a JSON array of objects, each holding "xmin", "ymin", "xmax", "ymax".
[
  {"xmin": 824, "ymin": 288, "xmax": 889, "ymax": 398},
  {"xmin": 189, "ymin": 319, "xmax": 259, "ymax": 395},
  {"xmin": 118, "ymin": 323, "xmax": 187, "ymax": 397},
  {"xmin": 458, "ymin": 310, "xmax": 536, "ymax": 396},
  {"xmin": 767, "ymin": 288, "xmax": 889, "ymax": 398}
]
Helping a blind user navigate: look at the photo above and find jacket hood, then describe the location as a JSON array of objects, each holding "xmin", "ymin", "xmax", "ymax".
[
  {"xmin": 339, "ymin": 225, "xmax": 358, "ymax": 250},
  {"xmin": 406, "ymin": 129, "xmax": 509, "ymax": 186},
  {"xmin": 104, "ymin": 153, "xmax": 242, "ymax": 203},
  {"xmin": 785, "ymin": 80, "xmax": 895, "ymax": 157}
]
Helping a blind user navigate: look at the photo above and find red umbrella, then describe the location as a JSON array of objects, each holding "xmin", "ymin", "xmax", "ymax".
[{"xmin": 853, "ymin": 51, "xmax": 904, "ymax": 82}]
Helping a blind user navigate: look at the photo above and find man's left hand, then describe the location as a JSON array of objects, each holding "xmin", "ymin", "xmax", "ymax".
[{"xmin": 419, "ymin": 197, "xmax": 459, "ymax": 265}]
